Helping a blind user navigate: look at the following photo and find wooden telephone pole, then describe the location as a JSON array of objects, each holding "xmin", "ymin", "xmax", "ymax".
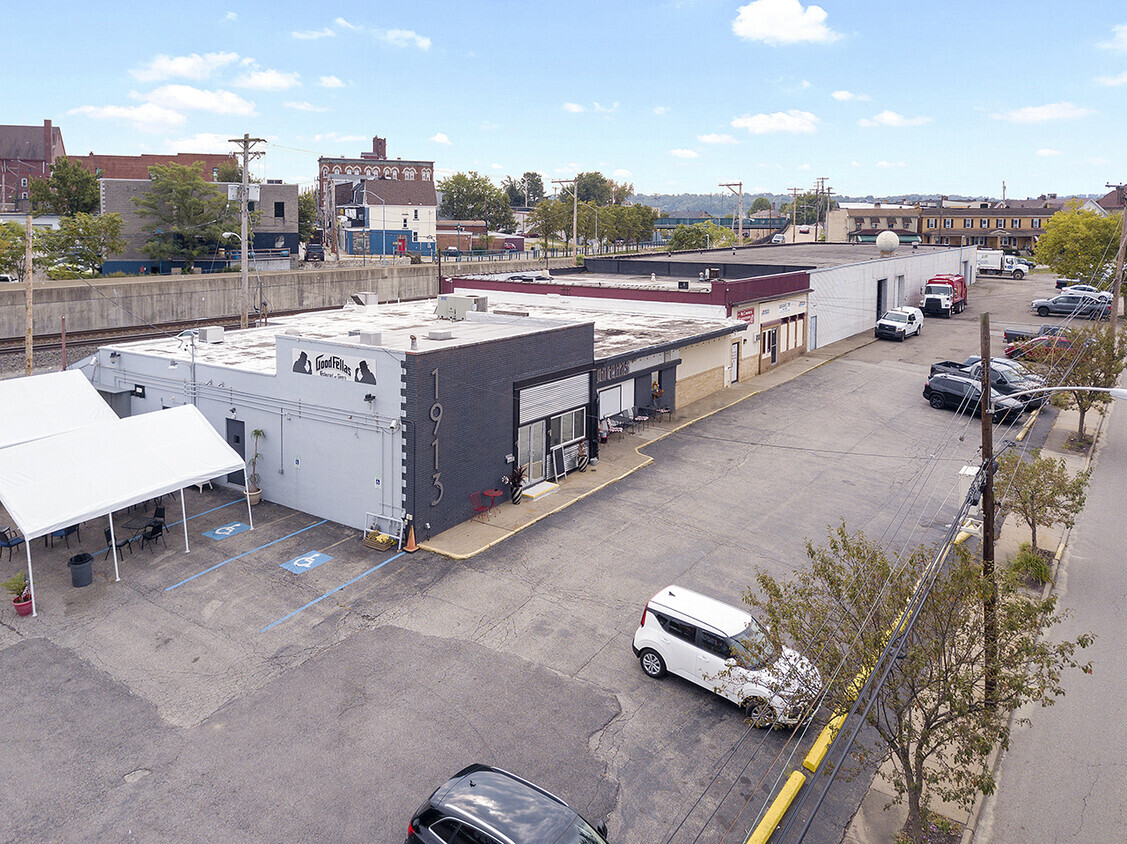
[
  {"xmin": 228, "ymin": 134, "xmax": 266, "ymax": 329},
  {"xmin": 720, "ymin": 182, "xmax": 743, "ymax": 244}
]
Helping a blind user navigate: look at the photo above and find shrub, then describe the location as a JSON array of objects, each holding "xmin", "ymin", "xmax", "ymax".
[{"xmin": 1009, "ymin": 542, "xmax": 1053, "ymax": 586}]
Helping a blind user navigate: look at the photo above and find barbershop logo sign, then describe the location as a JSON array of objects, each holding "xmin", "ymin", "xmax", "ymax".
[{"xmin": 292, "ymin": 349, "xmax": 378, "ymax": 384}]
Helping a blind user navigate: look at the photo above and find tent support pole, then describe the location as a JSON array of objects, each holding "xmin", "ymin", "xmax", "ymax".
[
  {"xmin": 245, "ymin": 490, "xmax": 254, "ymax": 530},
  {"xmin": 107, "ymin": 515, "xmax": 121, "ymax": 581},
  {"xmin": 24, "ymin": 540, "xmax": 35, "ymax": 617},
  {"xmin": 180, "ymin": 489, "xmax": 190, "ymax": 553}
]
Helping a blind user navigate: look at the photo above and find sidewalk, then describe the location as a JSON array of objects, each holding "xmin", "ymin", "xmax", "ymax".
[
  {"xmin": 842, "ymin": 403, "xmax": 1106, "ymax": 844},
  {"xmin": 420, "ymin": 333, "xmax": 876, "ymax": 558}
]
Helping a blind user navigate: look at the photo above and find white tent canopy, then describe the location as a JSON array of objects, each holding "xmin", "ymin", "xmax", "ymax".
[
  {"xmin": 0, "ymin": 404, "xmax": 244, "ymax": 540},
  {"xmin": 0, "ymin": 370, "xmax": 117, "ymax": 449}
]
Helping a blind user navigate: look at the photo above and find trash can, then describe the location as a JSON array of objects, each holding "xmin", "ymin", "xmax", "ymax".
[{"xmin": 68, "ymin": 553, "xmax": 94, "ymax": 588}]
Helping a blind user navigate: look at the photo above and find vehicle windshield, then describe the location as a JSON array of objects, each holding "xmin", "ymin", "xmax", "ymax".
[
  {"xmin": 556, "ymin": 817, "xmax": 608, "ymax": 844},
  {"xmin": 995, "ymin": 367, "xmax": 1023, "ymax": 384},
  {"xmin": 883, "ymin": 312, "xmax": 908, "ymax": 323},
  {"xmin": 924, "ymin": 285, "xmax": 947, "ymax": 295},
  {"xmin": 729, "ymin": 618, "xmax": 778, "ymax": 669}
]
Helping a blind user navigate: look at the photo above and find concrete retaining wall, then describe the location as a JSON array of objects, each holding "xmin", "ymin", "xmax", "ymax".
[{"xmin": 0, "ymin": 259, "xmax": 562, "ymax": 339}]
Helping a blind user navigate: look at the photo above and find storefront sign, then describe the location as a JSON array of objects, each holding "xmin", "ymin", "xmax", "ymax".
[
  {"xmin": 596, "ymin": 360, "xmax": 630, "ymax": 383},
  {"xmin": 736, "ymin": 307, "xmax": 756, "ymax": 324},
  {"xmin": 291, "ymin": 349, "xmax": 379, "ymax": 384}
]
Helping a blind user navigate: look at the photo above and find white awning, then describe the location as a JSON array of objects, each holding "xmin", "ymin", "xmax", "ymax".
[
  {"xmin": 0, "ymin": 404, "xmax": 244, "ymax": 541},
  {"xmin": 0, "ymin": 370, "xmax": 117, "ymax": 449}
]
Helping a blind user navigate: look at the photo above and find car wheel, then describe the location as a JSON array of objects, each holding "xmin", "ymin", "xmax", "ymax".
[
  {"xmin": 639, "ymin": 649, "xmax": 666, "ymax": 678},
  {"xmin": 743, "ymin": 697, "xmax": 777, "ymax": 728},
  {"xmin": 1014, "ymin": 270, "xmax": 1025, "ymax": 279},
  {"xmin": 929, "ymin": 394, "xmax": 945, "ymax": 409},
  {"xmin": 916, "ymin": 324, "xmax": 922, "ymax": 336},
  {"xmin": 1037, "ymin": 306, "xmax": 1050, "ymax": 317}
]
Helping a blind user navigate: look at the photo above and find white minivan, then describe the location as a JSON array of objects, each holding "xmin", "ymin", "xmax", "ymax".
[{"xmin": 631, "ymin": 585, "xmax": 822, "ymax": 728}]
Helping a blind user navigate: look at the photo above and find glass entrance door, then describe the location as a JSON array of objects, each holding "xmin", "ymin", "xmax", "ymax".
[{"xmin": 518, "ymin": 420, "xmax": 546, "ymax": 484}]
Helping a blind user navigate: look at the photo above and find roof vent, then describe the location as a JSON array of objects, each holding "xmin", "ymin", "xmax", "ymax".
[
  {"xmin": 428, "ymin": 328, "xmax": 453, "ymax": 341},
  {"xmin": 358, "ymin": 331, "xmax": 383, "ymax": 346}
]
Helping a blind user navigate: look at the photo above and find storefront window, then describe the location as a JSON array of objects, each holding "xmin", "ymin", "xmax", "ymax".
[{"xmin": 549, "ymin": 408, "xmax": 585, "ymax": 448}]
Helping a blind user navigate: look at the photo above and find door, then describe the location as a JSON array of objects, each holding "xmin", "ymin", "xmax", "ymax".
[
  {"xmin": 809, "ymin": 315, "xmax": 817, "ymax": 350},
  {"xmin": 693, "ymin": 629, "xmax": 740, "ymax": 703},
  {"xmin": 764, "ymin": 328, "xmax": 779, "ymax": 365},
  {"xmin": 730, "ymin": 342, "xmax": 740, "ymax": 383},
  {"xmin": 226, "ymin": 419, "xmax": 246, "ymax": 485},
  {"xmin": 876, "ymin": 278, "xmax": 887, "ymax": 320},
  {"xmin": 518, "ymin": 420, "xmax": 546, "ymax": 484}
]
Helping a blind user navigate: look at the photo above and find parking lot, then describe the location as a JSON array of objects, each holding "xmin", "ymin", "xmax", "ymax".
[{"xmin": 1, "ymin": 274, "xmax": 1061, "ymax": 843}]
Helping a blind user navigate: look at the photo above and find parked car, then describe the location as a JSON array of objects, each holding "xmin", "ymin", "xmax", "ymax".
[
  {"xmin": 874, "ymin": 306, "xmax": 924, "ymax": 341},
  {"xmin": 1029, "ymin": 294, "xmax": 1110, "ymax": 320},
  {"xmin": 1055, "ymin": 277, "xmax": 1080, "ymax": 290},
  {"xmin": 0, "ymin": 274, "xmax": 16, "ymax": 283},
  {"xmin": 923, "ymin": 373, "xmax": 1025, "ymax": 422},
  {"xmin": 1059, "ymin": 284, "xmax": 1111, "ymax": 300},
  {"xmin": 1004, "ymin": 335, "xmax": 1075, "ymax": 361},
  {"xmin": 798, "ymin": 225, "xmax": 810, "ymax": 234},
  {"xmin": 304, "ymin": 242, "xmax": 325, "ymax": 261},
  {"xmin": 962, "ymin": 355, "xmax": 1045, "ymax": 384},
  {"xmin": 405, "ymin": 764, "xmax": 609, "ymax": 844},
  {"xmin": 929, "ymin": 361, "xmax": 1048, "ymax": 409},
  {"xmin": 771, "ymin": 234, "xmax": 786, "ymax": 244},
  {"xmin": 1001, "ymin": 323, "xmax": 1068, "ymax": 344},
  {"xmin": 632, "ymin": 585, "xmax": 822, "ymax": 728}
]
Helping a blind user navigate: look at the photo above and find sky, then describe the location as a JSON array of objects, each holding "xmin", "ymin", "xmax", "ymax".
[{"xmin": 10, "ymin": 0, "xmax": 1127, "ymax": 201}]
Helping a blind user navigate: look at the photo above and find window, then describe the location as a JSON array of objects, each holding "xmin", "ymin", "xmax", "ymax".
[
  {"xmin": 1032, "ymin": 218, "xmax": 1042, "ymax": 228},
  {"xmin": 274, "ymin": 201, "xmax": 285, "ymax": 218},
  {"xmin": 1011, "ymin": 219, "xmax": 1020, "ymax": 228},
  {"xmin": 996, "ymin": 218, "xmax": 1005, "ymax": 228},
  {"xmin": 1001, "ymin": 236, "xmax": 1013, "ymax": 246},
  {"xmin": 927, "ymin": 218, "xmax": 937, "ymax": 229},
  {"xmin": 654, "ymin": 612, "xmax": 697, "ymax": 643},
  {"xmin": 212, "ymin": 168, "xmax": 219, "ymax": 180},
  {"xmin": 248, "ymin": 201, "xmax": 256, "ymax": 212},
  {"xmin": 902, "ymin": 218, "xmax": 913, "ymax": 228},
  {"xmin": 942, "ymin": 218, "xmax": 953, "ymax": 228},
  {"xmin": 549, "ymin": 408, "xmax": 585, "ymax": 447},
  {"xmin": 699, "ymin": 630, "xmax": 731, "ymax": 659},
  {"xmin": 855, "ymin": 219, "xmax": 863, "ymax": 230},
  {"xmin": 20, "ymin": 178, "xmax": 27, "ymax": 187},
  {"xmin": 980, "ymin": 218, "xmax": 989, "ymax": 228},
  {"xmin": 413, "ymin": 209, "xmax": 419, "ymax": 220},
  {"xmin": 20, "ymin": 192, "xmax": 27, "ymax": 200},
  {"xmin": 963, "ymin": 218, "xmax": 973, "ymax": 228}
]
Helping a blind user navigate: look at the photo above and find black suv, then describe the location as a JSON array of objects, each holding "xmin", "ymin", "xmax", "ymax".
[
  {"xmin": 923, "ymin": 374, "xmax": 1025, "ymax": 423},
  {"xmin": 304, "ymin": 242, "xmax": 325, "ymax": 261},
  {"xmin": 406, "ymin": 765, "xmax": 609, "ymax": 844}
]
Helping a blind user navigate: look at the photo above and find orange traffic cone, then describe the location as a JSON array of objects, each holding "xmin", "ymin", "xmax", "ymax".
[{"xmin": 404, "ymin": 525, "xmax": 418, "ymax": 553}]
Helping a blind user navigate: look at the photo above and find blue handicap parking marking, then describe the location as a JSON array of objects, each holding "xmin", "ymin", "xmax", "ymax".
[
  {"xmin": 280, "ymin": 551, "xmax": 332, "ymax": 575},
  {"xmin": 204, "ymin": 521, "xmax": 252, "ymax": 541}
]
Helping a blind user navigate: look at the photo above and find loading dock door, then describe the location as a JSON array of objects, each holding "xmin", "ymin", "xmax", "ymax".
[{"xmin": 226, "ymin": 419, "xmax": 246, "ymax": 485}]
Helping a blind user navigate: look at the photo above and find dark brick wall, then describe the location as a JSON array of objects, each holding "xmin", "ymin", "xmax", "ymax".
[{"xmin": 403, "ymin": 323, "xmax": 594, "ymax": 538}]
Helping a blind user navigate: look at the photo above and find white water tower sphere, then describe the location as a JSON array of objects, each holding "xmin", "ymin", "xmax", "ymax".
[{"xmin": 876, "ymin": 230, "xmax": 900, "ymax": 254}]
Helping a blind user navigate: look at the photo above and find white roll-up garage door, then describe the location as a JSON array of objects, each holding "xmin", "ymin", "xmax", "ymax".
[{"xmin": 519, "ymin": 372, "xmax": 589, "ymax": 424}]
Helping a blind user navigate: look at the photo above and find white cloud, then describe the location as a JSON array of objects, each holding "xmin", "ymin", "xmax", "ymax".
[
  {"xmin": 797, "ymin": 163, "xmax": 811, "ymax": 170},
  {"xmin": 224, "ymin": 12, "xmax": 237, "ymax": 22},
  {"xmin": 293, "ymin": 28, "xmax": 333, "ymax": 40},
  {"xmin": 876, "ymin": 160, "xmax": 906, "ymax": 168},
  {"xmin": 1036, "ymin": 148, "xmax": 1063, "ymax": 157},
  {"xmin": 285, "ymin": 101, "xmax": 329, "ymax": 112},
  {"xmin": 563, "ymin": 102, "xmax": 585, "ymax": 113},
  {"xmin": 613, "ymin": 169, "xmax": 632, "ymax": 180},
  {"xmin": 850, "ymin": 160, "xmax": 861, "ymax": 167},
  {"xmin": 653, "ymin": 106, "xmax": 669, "ymax": 115},
  {"xmin": 989, "ymin": 102, "xmax": 1094, "ymax": 123},
  {"xmin": 132, "ymin": 52, "xmax": 240, "ymax": 82},
  {"xmin": 593, "ymin": 101, "xmax": 619, "ymax": 113},
  {"xmin": 335, "ymin": 17, "xmax": 360, "ymax": 30},
  {"xmin": 732, "ymin": 0, "xmax": 840, "ymax": 46},
  {"xmin": 319, "ymin": 75, "xmax": 344, "ymax": 88},
  {"xmin": 831, "ymin": 89, "xmax": 869, "ymax": 101},
  {"xmin": 698, "ymin": 133, "xmax": 738, "ymax": 144},
  {"xmin": 140, "ymin": 84, "xmax": 256, "ymax": 115},
  {"xmin": 163, "ymin": 132, "xmax": 235, "ymax": 153},
  {"xmin": 670, "ymin": 149, "xmax": 699, "ymax": 158},
  {"xmin": 491, "ymin": 163, "xmax": 502, "ymax": 170},
  {"xmin": 731, "ymin": 109, "xmax": 819, "ymax": 134},
  {"xmin": 801, "ymin": 79, "xmax": 811, "ymax": 89},
  {"xmin": 377, "ymin": 28, "xmax": 431, "ymax": 49},
  {"xmin": 1099, "ymin": 23, "xmax": 1127, "ymax": 51},
  {"xmin": 235, "ymin": 69, "xmax": 301, "ymax": 90},
  {"xmin": 1096, "ymin": 71, "xmax": 1127, "ymax": 86},
  {"xmin": 68, "ymin": 103, "xmax": 186, "ymax": 133},
  {"xmin": 431, "ymin": 132, "xmax": 452, "ymax": 145},
  {"xmin": 858, "ymin": 110, "xmax": 931, "ymax": 127}
]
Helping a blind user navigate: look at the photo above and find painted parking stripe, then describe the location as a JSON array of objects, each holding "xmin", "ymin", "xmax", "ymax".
[
  {"xmin": 166, "ymin": 498, "xmax": 243, "ymax": 530},
  {"xmin": 260, "ymin": 552, "xmax": 406, "ymax": 632},
  {"xmin": 203, "ymin": 521, "xmax": 252, "ymax": 541},
  {"xmin": 280, "ymin": 551, "xmax": 332, "ymax": 574},
  {"xmin": 165, "ymin": 520, "xmax": 328, "ymax": 591}
]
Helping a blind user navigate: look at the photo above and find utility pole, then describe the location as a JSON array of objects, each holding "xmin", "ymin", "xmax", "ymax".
[
  {"xmin": 552, "ymin": 178, "xmax": 577, "ymax": 258},
  {"xmin": 980, "ymin": 312, "xmax": 998, "ymax": 709},
  {"xmin": 24, "ymin": 214, "xmax": 33, "ymax": 375},
  {"xmin": 720, "ymin": 182, "xmax": 743, "ymax": 245},
  {"xmin": 788, "ymin": 187, "xmax": 800, "ymax": 242},
  {"xmin": 1105, "ymin": 182, "xmax": 1126, "ymax": 335},
  {"xmin": 229, "ymin": 134, "xmax": 266, "ymax": 330}
]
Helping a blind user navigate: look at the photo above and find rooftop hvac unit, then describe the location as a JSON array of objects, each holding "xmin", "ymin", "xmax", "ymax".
[
  {"xmin": 198, "ymin": 326, "xmax": 224, "ymax": 344},
  {"xmin": 677, "ymin": 280, "xmax": 689, "ymax": 290},
  {"xmin": 357, "ymin": 331, "xmax": 382, "ymax": 346},
  {"xmin": 707, "ymin": 267, "xmax": 721, "ymax": 279},
  {"xmin": 436, "ymin": 294, "xmax": 487, "ymax": 320},
  {"xmin": 428, "ymin": 329, "xmax": 453, "ymax": 341}
]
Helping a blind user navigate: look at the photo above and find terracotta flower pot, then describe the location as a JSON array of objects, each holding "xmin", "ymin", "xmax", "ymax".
[{"xmin": 13, "ymin": 596, "xmax": 32, "ymax": 617}]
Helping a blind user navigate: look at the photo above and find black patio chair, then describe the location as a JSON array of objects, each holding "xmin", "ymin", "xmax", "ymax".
[
  {"xmin": 104, "ymin": 527, "xmax": 134, "ymax": 561},
  {"xmin": 46, "ymin": 524, "xmax": 81, "ymax": 548},
  {"xmin": 139, "ymin": 521, "xmax": 167, "ymax": 553},
  {"xmin": 1, "ymin": 526, "xmax": 25, "ymax": 561}
]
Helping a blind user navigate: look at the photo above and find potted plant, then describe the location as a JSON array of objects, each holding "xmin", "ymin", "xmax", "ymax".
[
  {"xmin": 4, "ymin": 571, "xmax": 32, "ymax": 617},
  {"xmin": 247, "ymin": 428, "xmax": 265, "ymax": 505},
  {"xmin": 506, "ymin": 464, "xmax": 527, "ymax": 505}
]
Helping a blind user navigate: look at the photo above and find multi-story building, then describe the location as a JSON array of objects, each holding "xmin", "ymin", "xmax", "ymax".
[
  {"xmin": 73, "ymin": 152, "xmax": 232, "ymax": 182},
  {"xmin": 0, "ymin": 119, "xmax": 65, "ymax": 211},
  {"xmin": 828, "ymin": 203, "xmax": 920, "ymax": 244},
  {"xmin": 318, "ymin": 136, "xmax": 437, "ymax": 258},
  {"xmin": 918, "ymin": 202, "xmax": 1048, "ymax": 253}
]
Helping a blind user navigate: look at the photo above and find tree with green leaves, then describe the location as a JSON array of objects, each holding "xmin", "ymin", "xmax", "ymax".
[
  {"xmin": 667, "ymin": 221, "xmax": 734, "ymax": 251},
  {"xmin": 298, "ymin": 189, "xmax": 318, "ymax": 243},
  {"xmin": 41, "ymin": 212, "xmax": 125, "ymax": 276},
  {"xmin": 608, "ymin": 179, "xmax": 634, "ymax": 206},
  {"xmin": 437, "ymin": 171, "xmax": 515, "ymax": 232},
  {"xmin": 750, "ymin": 196, "xmax": 773, "ymax": 213},
  {"xmin": 1034, "ymin": 201, "xmax": 1121, "ymax": 292},
  {"xmin": 745, "ymin": 524, "xmax": 1093, "ymax": 844},
  {"xmin": 623, "ymin": 204, "xmax": 658, "ymax": 245},
  {"xmin": 527, "ymin": 197, "xmax": 572, "ymax": 249},
  {"xmin": 560, "ymin": 172, "xmax": 613, "ymax": 206},
  {"xmin": 1028, "ymin": 324, "xmax": 1127, "ymax": 442},
  {"xmin": 997, "ymin": 449, "xmax": 1089, "ymax": 554},
  {"xmin": 133, "ymin": 163, "xmax": 237, "ymax": 272},
  {"xmin": 215, "ymin": 159, "xmax": 242, "ymax": 184},
  {"xmin": 29, "ymin": 156, "xmax": 99, "ymax": 217},
  {"xmin": 0, "ymin": 221, "xmax": 37, "ymax": 281}
]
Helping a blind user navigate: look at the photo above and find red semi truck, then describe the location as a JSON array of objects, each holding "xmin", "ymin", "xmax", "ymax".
[{"xmin": 920, "ymin": 273, "xmax": 967, "ymax": 318}]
